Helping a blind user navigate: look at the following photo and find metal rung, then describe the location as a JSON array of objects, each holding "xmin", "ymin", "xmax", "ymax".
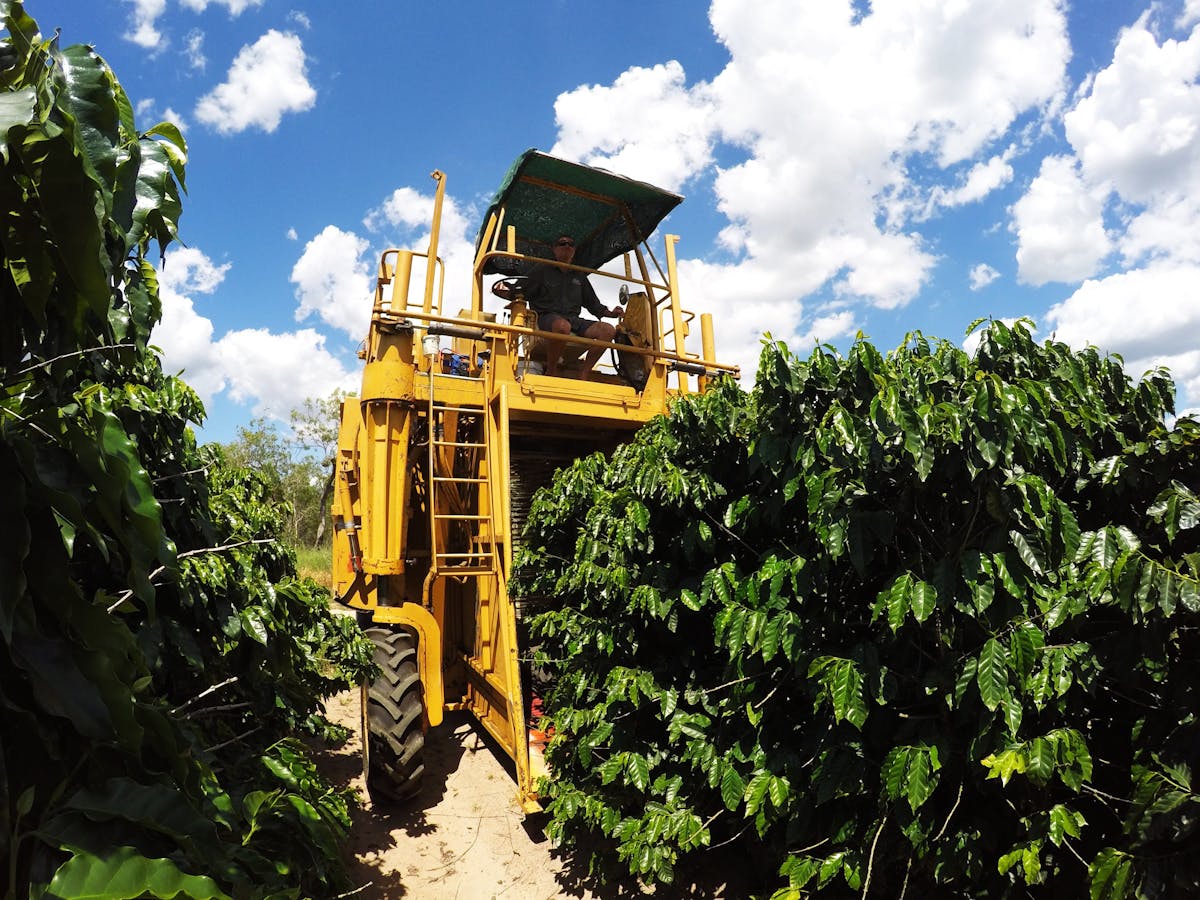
[
  {"xmin": 432, "ymin": 440, "xmax": 486, "ymax": 449},
  {"xmin": 437, "ymin": 566, "xmax": 495, "ymax": 575},
  {"xmin": 432, "ymin": 403, "xmax": 483, "ymax": 412},
  {"xmin": 432, "ymin": 476, "xmax": 487, "ymax": 484},
  {"xmin": 437, "ymin": 553, "xmax": 493, "ymax": 561},
  {"xmin": 434, "ymin": 513, "xmax": 489, "ymax": 521}
]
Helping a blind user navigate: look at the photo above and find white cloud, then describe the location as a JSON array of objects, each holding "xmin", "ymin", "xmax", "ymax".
[
  {"xmin": 154, "ymin": 246, "xmax": 355, "ymax": 420},
  {"xmin": 286, "ymin": 227, "xmax": 298, "ymax": 240},
  {"xmin": 924, "ymin": 153, "xmax": 1015, "ymax": 216},
  {"xmin": 1008, "ymin": 12, "xmax": 1200, "ymax": 412},
  {"xmin": 1012, "ymin": 155, "xmax": 1111, "ymax": 285},
  {"xmin": 550, "ymin": 62, "xmax": 715, "ymax": 192},
  {"xmin": 287, "ymin": 10, "xmax": 312, "ymax": 30},
  {"xmin": 1047, "ymin": 262, "xmax": 1200, "ymax": 371},
  {"xmin": 214, "ymin": 328, "xmax": 356, "ymax": 419},
  {"xmin": 154, "ymin": 247, "xmax": 229, "ymax": 398},
  {"xmin": 545, "ymin": 0, "xmax": 1068, "ymax": 372},
  {"xmin": 123, "ymin": 0, "xmax": 168, "ymax": 48},
  {"xmin": 180, "ymin": 0, "xmax": 265, "ymax": 13},
  {"xmin": 194, "ymin": 30, "xmax": 316, "ymax": 134},
  {"xmin": 1065, "ymin": 16, "xmax": 1200, "ymax": 205},
  {"xmin": 290, "ymin": 226, "xmax": 373, "ymax": 340},
  {"xmin": 969, "ymin": 263, "xmax": 1000, "ymax": 290},
  {"xmin": 795, "ymin": 310, "xmax": 860, "ymax": 347},
  {"xmin": 363, "ymin": 187, "xmax": 480, "ymax": 313},
  {"xmin": 134, "ymin": 98, "xmax": 187, "ymax": 131},
  {"xmin": 184, "ymin": 29, "xmax": 205, "ymax": 70}
]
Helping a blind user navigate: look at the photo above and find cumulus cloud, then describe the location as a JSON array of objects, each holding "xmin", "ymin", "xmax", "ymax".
[
  {"xmin": 1047, "ymin": 263, "xmax": 1200, "ymax": 389},
  {"xmin": 1013, "ymin": 155, "xmax": 1111, "ymax": 284},
  {"xmin": 547, "ymin": 0, "xmax": 1069, "ymax": 378},
  {"xmin": 924, "ymin": 153, "xmax": 1015, "ymax": 217},
  {"xmin": 124, "ymin": 0, "xmax": 168, "ymax": 49},
  {"xmin": 124, "ymin": 0, "xmax": 263, "ymax": 50},
  {"xmin": 179, "ymin": 0, "xmax": 265, "ymax": 13},
  {"xmin": 969, "ymin": 263, "xmax": 1001, "ymax": 290},
  {"xmin": 1013, "ymin": 12, "xmax": 1200, "ymax": 410},
  {"xmin": 363, "ymin": 187, "xmax": 480, "ymax": 309},
  {"xmin": 795, "ymin": 310, "xmax": 860, "ymax": 348},
  {"xmin": 214, "ymin": 328, "xmax": 356, "ymax": 418},
  {"xmin": 194, "ymin": 30, "xmax": 316, "ymax": 134},
  {"xmin": 551, "ymin": 62, "xmax": 715, "ymax": 192},
  {"xmin": 154, "ymin": 247, "xmax": 230, "ymax": 398},
  {"xmin": 184, "ymin": 29, "xmax": 205, "ymax": 70},
  {"xmin": 153, "ymin": 246, "xmax": 355, "ymax": 420},
  {"xmin": 290, "ymin": 226, "xmax": 373, "ymax": 340}
]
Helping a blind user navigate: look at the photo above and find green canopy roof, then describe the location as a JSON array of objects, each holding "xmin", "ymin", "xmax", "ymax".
[{"xmin": 476, "ymin": 149, "xmax": 683, "ymax": 275}]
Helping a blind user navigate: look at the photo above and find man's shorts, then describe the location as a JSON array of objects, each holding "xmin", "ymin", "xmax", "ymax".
[{"xmin": 538, "ymin": 312, "xmax": 594, "ymax": 335}]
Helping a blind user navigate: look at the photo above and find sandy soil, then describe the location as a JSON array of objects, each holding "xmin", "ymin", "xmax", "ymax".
[
  {"xmin": 315, "ymin": 690, "xmax": 599, "ymax": 900},
  {"xmin": 315, "ymin": 691, "xmax": 756, "ymax": 899}
]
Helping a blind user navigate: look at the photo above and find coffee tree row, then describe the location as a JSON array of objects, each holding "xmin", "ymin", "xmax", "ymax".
[
  {"xmin": 517, "ymin": 321, "xmax": 1199, "ymax": 897},
  {"xmin": 0, "ymin": 5, "xmax": 373, "ymax": 897}
]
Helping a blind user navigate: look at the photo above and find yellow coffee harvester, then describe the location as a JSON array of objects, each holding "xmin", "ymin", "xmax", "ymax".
[{"xmin": 331, "ymin": 149, "xmax": 738, "ymax": 811}]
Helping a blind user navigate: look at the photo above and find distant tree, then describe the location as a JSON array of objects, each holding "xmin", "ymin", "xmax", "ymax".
[
  {"xmin": 219, "ymin": 391, "xmax": 352, "ymax": 548},
  {"xmin": 290, "ymin": 389, "xmax": 352, "ymax": 546}
]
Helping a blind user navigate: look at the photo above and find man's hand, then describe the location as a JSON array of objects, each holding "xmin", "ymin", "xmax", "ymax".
[{"xmin": 608, "ymin": 305, "xmax": 625, "ymax": 317}]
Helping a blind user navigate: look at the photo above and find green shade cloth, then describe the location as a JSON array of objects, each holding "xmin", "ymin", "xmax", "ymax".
[{"xmin": 476, "ymin": 149, "xmax": 683, "ymax": 275}]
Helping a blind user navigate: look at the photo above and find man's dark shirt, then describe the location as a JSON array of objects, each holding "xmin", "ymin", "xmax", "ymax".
[{"xmin": 524, "ymin": 263, "xmax": 606, "ymax": 320}]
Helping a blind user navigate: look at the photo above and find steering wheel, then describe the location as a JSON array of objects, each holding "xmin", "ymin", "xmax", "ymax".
[{"xmin": 491, "ymin": 277, "xmax": 527, "ymax": 300}]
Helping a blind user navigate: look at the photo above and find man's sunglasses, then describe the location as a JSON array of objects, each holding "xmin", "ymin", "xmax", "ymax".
[{"xmin": 555, "ymin": 239, "xmax": 575, "ymax": 248}]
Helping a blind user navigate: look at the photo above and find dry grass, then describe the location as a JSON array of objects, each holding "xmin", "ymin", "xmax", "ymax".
[{"xmin": 294, "ymin": 544, "xmax": 333, "ymax": 590}]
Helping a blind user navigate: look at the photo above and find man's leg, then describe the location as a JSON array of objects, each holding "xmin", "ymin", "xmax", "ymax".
[
  {"xmin": 540, "ymin": 314, "xmax": 571, "ymax": 376},
  {"xmin": 580, "ymin": 320, "xmax": 616, "ymax": 380}
]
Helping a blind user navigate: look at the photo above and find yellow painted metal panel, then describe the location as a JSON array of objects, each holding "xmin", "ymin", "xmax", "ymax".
[{"xmin": 371, "ymin": 602, "xmax": 445, "ymax": 727}]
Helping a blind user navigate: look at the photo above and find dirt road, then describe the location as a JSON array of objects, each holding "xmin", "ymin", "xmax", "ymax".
[
  {"xmin": 316, "ymin": 690, "xmax": 756, "ymax": 899},
  {"xmin": 317, "ymin": 690, "xmax": 599, "ymax": 899}
]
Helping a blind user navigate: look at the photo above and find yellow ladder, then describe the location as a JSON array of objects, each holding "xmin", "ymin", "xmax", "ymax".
[{"xmin": 426, "ymin": 376, "xmax": 497, "ymax": 579}]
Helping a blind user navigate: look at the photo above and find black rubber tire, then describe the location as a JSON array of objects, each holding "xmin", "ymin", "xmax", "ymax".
[{"xmin": 364, "ymin": 627, "xmax": 425, "ymax": 803}]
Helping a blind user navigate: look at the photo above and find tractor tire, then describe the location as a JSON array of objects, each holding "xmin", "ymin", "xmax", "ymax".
[{"xmin": 363, "ymin": 627, "xmax": 426, "ymax": 803}]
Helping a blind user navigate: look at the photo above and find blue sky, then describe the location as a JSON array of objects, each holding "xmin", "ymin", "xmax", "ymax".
[{"xmin": 37, "ymin": 0, "xmax": 1200, "ymax": 441}]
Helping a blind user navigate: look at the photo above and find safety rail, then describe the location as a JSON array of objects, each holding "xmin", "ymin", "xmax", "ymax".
[
  {"xmin": 374, "ymin": 248, "xmax": 448, "ymax": 319},
  {"xmin": 373, "ymin": 307, "xmax": 739, "ymax": 380}
]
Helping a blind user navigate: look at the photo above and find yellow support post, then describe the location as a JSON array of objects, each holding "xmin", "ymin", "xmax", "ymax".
[{"xmin": 665, "ymin": 234, "xmax": 689, "ymax": 394}]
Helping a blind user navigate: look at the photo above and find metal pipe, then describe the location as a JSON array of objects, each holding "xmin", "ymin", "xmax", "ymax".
[{"xmin": 422, "ymin": 170, "xmax": 446, "ymax": 315}]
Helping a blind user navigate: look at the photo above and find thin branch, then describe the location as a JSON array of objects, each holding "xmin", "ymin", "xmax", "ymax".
[
  {"xmin": 184, "ymin": 702, "xmax": 251, "ymax": 720},
  {"xmin": 173, "ymin": 676, "xmax": 240, "ymax": 714},
  {"xmin": 0, "ymin": 405, "xmax": 56, "ymax": 441},
  {"xmin": 203, "ymin": 725, "xmax": 261, "ymax": 755},
  {"xmin": 793, "ymin": 837, "xmax": 830, "ymax": 855},
  {"xmin": 153, "ymin": 464, "xmax": 213, "ymax": 483},
  {"xmin": 1082, "ymin": 784, "xmax": 1132, "ymax": 807},
  {"xmin": 107, "ymin": 565, "xmax": 168, "ymax": 613},
  {"xmin": 861, "ymin": 814, "xmax": 888, "ymax": 900},
  {"xmin": 178, "ymin": 538, "xmax": 276, "ymax": 559},
  {"xmin": 107, "ymin": 540, "xmax": 276, "ymax": 613},
  {"xmin": 706, "ymin": 821, "xmax": 752, "ymax": 851},
  {"xmin": 753, "ymin": 678, "xmax": 787, "ymax": 710},
  {"xmin": 332, "ymin": 885, "xmax": 374, "ymax": 899},
  {"xmin": 9, "ymin": 344, "xmax": 130, "ymax": 380},
  {"xmin": 898, "ymin": 854, "xmax": 913, "ymax": 900},
  {"xmin": 932, "ymin": 781, "xmax": 964, "ymax": 842}
]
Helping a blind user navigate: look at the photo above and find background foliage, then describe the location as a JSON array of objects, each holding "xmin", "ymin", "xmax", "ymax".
[
  {"xmin": 0, "ymin": 5, "xmax": 373, "ymax": 897},
  {"xmin": 219, "ymin": 391, "xmax": 348, "ymax": 552},
  {"xmin": 517, "ymin": 321, "xmax": 1200, "ymax": 897}
]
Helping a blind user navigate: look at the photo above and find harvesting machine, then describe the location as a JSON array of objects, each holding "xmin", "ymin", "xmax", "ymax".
[{"xmin": 330, "ymin": 149, "xmax": 739, "ymax": 811}]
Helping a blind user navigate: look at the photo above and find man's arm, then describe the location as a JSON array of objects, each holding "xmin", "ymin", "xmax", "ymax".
[{"xmin": 580, "ymin": 276, "xmax": 613, "ymax": 319}]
